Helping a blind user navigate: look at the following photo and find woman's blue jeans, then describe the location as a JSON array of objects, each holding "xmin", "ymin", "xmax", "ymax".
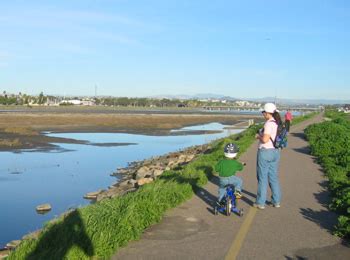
[
  {"xmin": 218, "ymin": 175, "xmax": 242, "ymax": 202},
  {"xmin": 256, "ymin": 148, "xmax": 281, "ymax": 206}
]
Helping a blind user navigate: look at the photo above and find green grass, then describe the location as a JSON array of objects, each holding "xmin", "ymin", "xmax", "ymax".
[
  {"xmin": 292, "ymin": 112, "xmax": 318, "ymax": 125},
  {"xmin": 9, "ymin": 113, "xmax": 316, "ymax": 259}
]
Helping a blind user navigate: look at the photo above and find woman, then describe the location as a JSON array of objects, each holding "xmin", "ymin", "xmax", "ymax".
[{"xmin": 254, "ymin": 103, "xmax": 282, "ymax": 209}]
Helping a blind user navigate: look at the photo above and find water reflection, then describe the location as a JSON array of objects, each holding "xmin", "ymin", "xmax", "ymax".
[{"xmin": 0, "ymin": 122, "xmax": 242, "ymax": 247}]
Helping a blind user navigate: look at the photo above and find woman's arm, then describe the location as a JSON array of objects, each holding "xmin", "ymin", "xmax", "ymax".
[{"xmin": 256, "ymin": 133, "xmax": 271, "ymax": 143}]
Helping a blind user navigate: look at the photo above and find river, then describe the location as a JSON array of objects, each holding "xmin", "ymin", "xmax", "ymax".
[{"xmin": 0, "ymin": 122, "xmax": 244, "ymax": 248}]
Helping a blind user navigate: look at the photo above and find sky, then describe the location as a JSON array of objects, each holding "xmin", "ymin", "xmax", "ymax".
[{"xmin": 0, "ymin": 0, "xmax": 349, "ymax": 100}]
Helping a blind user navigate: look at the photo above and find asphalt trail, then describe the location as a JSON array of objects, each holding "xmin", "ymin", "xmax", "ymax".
[{"xmin": 113, "ymin": 114, "xmax": 350, "ymax": 260}]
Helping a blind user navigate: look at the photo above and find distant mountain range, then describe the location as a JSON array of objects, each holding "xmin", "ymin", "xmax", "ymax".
[
  {"xmin": 150, "ymin": 93, "xmax": 237, "ymax": 101},
  {"xmin": 150, "ymin": 94, "xmax": 350, "ymax": 105},
  {"xmin": 248, "ymin": 97, "xmax": 350, "ymax": 105}
]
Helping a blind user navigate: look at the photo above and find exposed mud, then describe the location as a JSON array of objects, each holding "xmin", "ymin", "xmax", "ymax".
[{"xmin": 0, "ymin": 108, "xmax": 260, "ymax": 152}]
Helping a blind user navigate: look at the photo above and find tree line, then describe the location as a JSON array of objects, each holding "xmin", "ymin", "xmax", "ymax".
[
  {"xmin": 0, "ymin": 91, "xmax": 47, "ymax": 105},
  {"xmin": 1, "ymin": 91, "xmax": 242, "ymax": 108}
]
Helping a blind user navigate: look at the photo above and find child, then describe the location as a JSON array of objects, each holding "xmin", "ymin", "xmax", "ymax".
[{"xmin": 215, "ymin": 143, "xmax": 245, "ymax": 205}]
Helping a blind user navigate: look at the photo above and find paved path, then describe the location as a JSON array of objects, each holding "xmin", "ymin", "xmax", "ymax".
[{"xmin": 113, "ymin": 114, "xmax": 350, "ymax": 259}]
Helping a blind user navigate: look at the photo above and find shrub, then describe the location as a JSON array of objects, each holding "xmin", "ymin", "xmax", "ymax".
[{"xmin": 305, "ymin": 110, "xmax": 350, "ymax": 238}]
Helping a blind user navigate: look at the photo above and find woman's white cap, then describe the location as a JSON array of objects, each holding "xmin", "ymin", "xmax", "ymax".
[{"xmin": 262, "ymin": 103, "xmax": 277, "ymax": 113}]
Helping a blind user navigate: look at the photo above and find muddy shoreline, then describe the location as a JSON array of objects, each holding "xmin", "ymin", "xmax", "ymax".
[
  {"xmin": 0, "ymin": 109, "xmax": 261, "ymax": 152},
  {"xmin": 0, "ymin": 110, "xmax": 257, "ymax": 254}
]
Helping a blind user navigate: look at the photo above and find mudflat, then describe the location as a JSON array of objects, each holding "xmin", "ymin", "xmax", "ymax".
[{"xmin": 0, "ymin": 107, "xmax": 260, "ymax": 151}]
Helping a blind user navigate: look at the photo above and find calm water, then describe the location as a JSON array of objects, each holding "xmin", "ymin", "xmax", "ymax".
[{"xmin": 0, "ymin": 123, "xmax": 243, "ymax": 247}]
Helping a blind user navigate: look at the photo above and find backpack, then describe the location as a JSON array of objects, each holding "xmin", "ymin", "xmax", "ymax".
[{"xmin": 270, "ymin": 122, "xmax": 288, "ymax": 149}]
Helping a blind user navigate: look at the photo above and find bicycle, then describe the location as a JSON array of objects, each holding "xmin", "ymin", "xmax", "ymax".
[{"xmin": 214, "ymin": 184, "xmax": 244, "ymax": 217}]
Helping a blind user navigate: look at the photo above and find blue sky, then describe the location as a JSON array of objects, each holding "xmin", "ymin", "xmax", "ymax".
[{"xmin": 1, "ymin": 0, "xmax": 349, "ymax": 99}]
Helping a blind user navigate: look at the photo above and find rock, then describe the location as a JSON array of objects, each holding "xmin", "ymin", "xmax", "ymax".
[
  {"xmin": 120, "ymin": 188, "xmax": 137, "ymax": 196},
  {"xmin": 137, "ymin": 177, "xmax": 154, "ymax": 186},
  {"xmin": 36, "ymin": 204, "xmax": 52, "ymax": 212},
  {"xmin": 0, "ymin": 249, "xmax": 10, "ymax": 258},
  {"xmin": 5, "ymin": 240, "xmax": 21, "ymax": 250},
  {"xmin": 118, "ymin": 180, "xmax": 129, "ymax": 187},
  {"xmin": 128, "ymin": 179, "xmax": 137, "ymax": 186},
  {"xmin": 152, "ymin": 169, "xmax": 164, "ymax": 178},
  {"xmin": 135, "ymin": 166, "xmax": 151, "ymax": 180},
  {"xmin": 117, "ymin": 168, "xmax": 130, "ymax": 174},
  {"xmin": 178, "ymin": 154, "xmax": 187, "ymax": 161},
  {"xmin": 186, "ymin": 154, "xmax": 195, "ymax": 162},
  {"xmin": 83, "ymin": 190, "xmax": 103, "ymax": 200},
  {"xmin": 96, "ymin": 187, "xmax": 118, "ymax": 201},
  {"xmin": 22, "ymin": 230, "xmax": 41, "ymax": 240},
  {"xmin": 167, "ymin": 159, "xmax": 177, "ymax": 167}
]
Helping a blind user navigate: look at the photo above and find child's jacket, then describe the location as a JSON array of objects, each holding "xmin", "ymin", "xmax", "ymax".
[{"xmin": 215, "ymin": 159, "xmax": 243, "ymax": 177}]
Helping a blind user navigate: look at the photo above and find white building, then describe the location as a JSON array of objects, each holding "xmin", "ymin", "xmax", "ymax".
[{"xmin": 60, "ymin": 99, "xmax": 82, "ymax": 105}]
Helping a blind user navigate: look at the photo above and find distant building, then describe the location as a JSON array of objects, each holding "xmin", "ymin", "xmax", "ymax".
[
  {"xmin": 60, "ymin": 99, "xmax": 96, "ymax": 106},
  {"xmin": 60, "ymin": 99, "xmax": 81, "ymax": 105},
  {"xmin": 81, "ymin": 99, "xmax": 95, "ymax": 106},
  {"xmin": 339, "ymin": 104, "xmax": 350, "ymax": 113},
  {"xmin": 235, "ymin": 100, "xmax": 250, "ymax": 107}
]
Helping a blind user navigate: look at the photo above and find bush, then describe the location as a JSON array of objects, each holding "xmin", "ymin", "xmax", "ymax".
[{"xmin": 305, "ymin": 110, "xmax": 350, "ymax": 239}]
